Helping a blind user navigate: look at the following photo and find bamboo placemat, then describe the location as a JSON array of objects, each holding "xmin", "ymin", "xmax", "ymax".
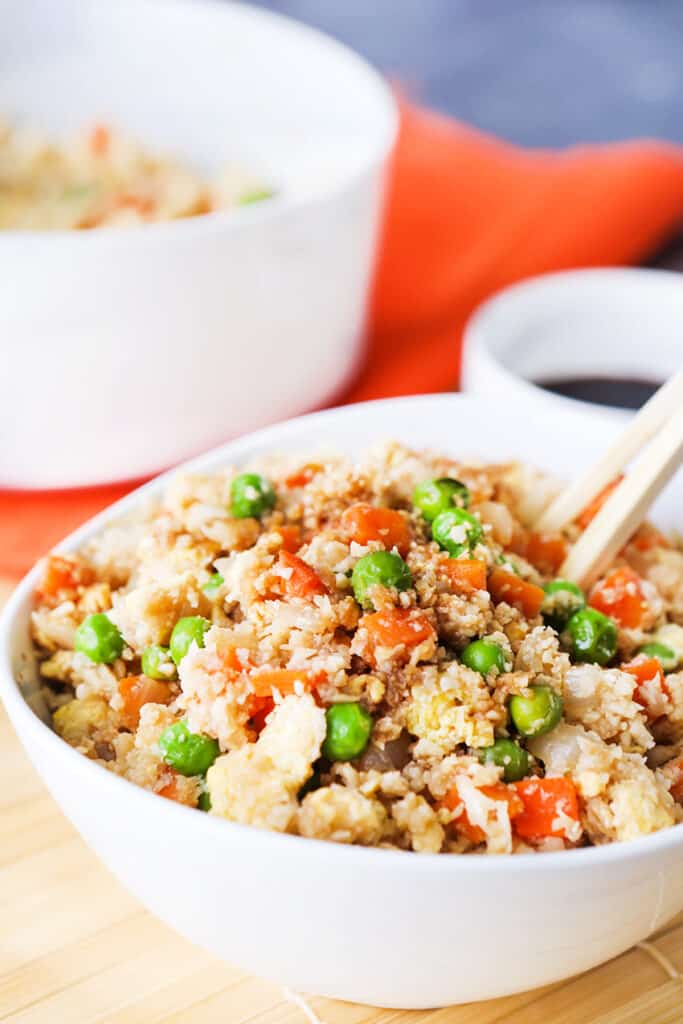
[{"xmin": 1, "ymin": 578, "xmax": 683, "ymax": 1024}]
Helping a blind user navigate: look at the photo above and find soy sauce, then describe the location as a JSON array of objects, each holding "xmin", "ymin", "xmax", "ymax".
[{"xmin": 535, "ymin": 376, "xmax": 661, "ymax": 411}]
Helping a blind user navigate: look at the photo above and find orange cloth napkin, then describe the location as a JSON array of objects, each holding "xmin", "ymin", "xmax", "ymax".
[{"xmin": 4, "ymin": 102, "xmax": 683, "ymax": 579}]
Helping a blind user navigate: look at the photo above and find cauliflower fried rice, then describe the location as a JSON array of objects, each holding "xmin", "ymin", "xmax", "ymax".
[{"xmin": 31, "ymin": 442, "xmax": 683, "ymax": 855}]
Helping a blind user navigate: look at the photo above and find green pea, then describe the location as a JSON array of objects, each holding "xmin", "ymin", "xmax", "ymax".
[
  {"xmin": 480, "ymin": 738, "xmax": 529, "ymax": 782},
  {"xmin": 638, "ymin": 641, "xmax": 677, "ymax": 673},
  {"xmin": 202, "ymin": 573, "xmax": 224, "ymax": 596},
  {"xmin": 542, "ymin": 579, "xmax": 585, "ymax": 632},
  {"xmin": 230, "ymin": 473, "xmax": 276, "ymax": 519},
  {"xmin": 412, "ymin": 477, "xmax": 470, "ymax": 522},
  {"xmin": 432, "ymin": 507, "xmax": 483, "ymax": 557},
  {"xmin": 74, "ymin": 613, "xmax": 123, "ymax": 664},
  {"xmin": 322, "ymin": 703, "xmax": 373, "ymax": 761},
  {"xmin": 651, "ymin": 625, "xmax": 683, "ymax": 667},
  {"xmin": 351, "ymin": 551, "xmax": 412, "ymax": 609},
  {"xmin": 509, "ymin": 684, "xmax": 563, "ymax": 738},
  {"xmin": 141, "ymin": 644, "xmax": 177, "ymax": 681},
  {"xmin": 566, "ymin": 607, "xmax": 618, "ymax": 666},
  {"xmin": 63, "ymin": 183, "xmax": 95, "ymax": 200},
  {"xmin": 158, "ymin": 720, "xmax": 219, "ymax": 776},
  {"xmin": 238, "ymin": 188, "xmax": 274, "ymax": 205},
  {"xmin": 544, "ymin": 579, "xmax": 584, "ymax": 598},
  {"xmin": 198, "ymin": 790, "xmax": 212, "ymax": 812},
  {"xmin": 461, "ymin": 639, "xmax": 506, "ymax": 676},
  {"xmin": 169, "ymin": 616, "xmax": 210, "ymax": 666}
]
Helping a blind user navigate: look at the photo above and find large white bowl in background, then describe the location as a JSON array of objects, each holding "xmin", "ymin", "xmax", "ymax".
[
  {"xmin": 3, "ymin": 394, "xmax": 683, "ymax": 1009},
  {"xmin": 462, "ymin": 268, "xmax": 683, "ymax": 423},
  {"xmin": 0, "ymin": 0, "xmax": 397, "ymax": 489}
]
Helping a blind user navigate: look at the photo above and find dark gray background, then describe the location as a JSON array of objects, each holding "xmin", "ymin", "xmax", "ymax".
[
  {"xmin": 253, "ymin": 0, "xmax": 683, "ymax": 148},
  {"xmin": 252, "ymin": 0, "xmax": 683, "ymax": 263}
]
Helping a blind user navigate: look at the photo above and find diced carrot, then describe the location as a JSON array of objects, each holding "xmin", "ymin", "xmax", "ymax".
[
  {"xmin": 442, "ymin": 782, "xmax": 524, "ymax": 844},
  {"xmin": 157, "ymin": 776, "xmax": 182, "ymax": 801},
  {"xmin": 89, "ymin": 123, "xmax": 110, "ymax": 156},
  {"xmin": 217, "ymin": 644, "xmax": 252, "ymax": 675},
  {"xmin": 664, "ymin": 756, "xmax": 683, "ymax": 804},
  {"xmin": 76, "ymin": 213, "xmax": 103, "ymax": 230},
  {"xmin": 621, "ymin": 655, "xmax": 668, "ymax": 690},
  {"xmin": 507, "ymin": 524, "xmax": 530, "ymax": 557},
  {"xmin": 35, "ymin": 555, "xmax": 94, "ymax": 603},
  {"xmin": 341, "ymin": 503, "xmax": 411, "ymax": 556},
  {"xmin": 576, "ymin": 476, "xmax": 623, "ymax": 530},
  {"xmin": 440, "ymin": 557, "xmax": 487, "ymax": 593},
  {"xmin": 525, "ymin": 532, "xmax": 568, "ymax": 576},
  {"xmin": 113, "ymin": 191, "xmax": 156, "ymax": 215},
  {"xmin": 440, "ymin": 786, "xmax": 463, "ymax": 813},
  {"xmin": 671, "ymin": 776, "xmax": 683, "ymax": 804},
  {"xmin": 157, "ymin": 773, "xmax": 196, "ymax": 806},
  {"xmin": 511, "ymin": 777, "xmax": 580, "ymax": 840},
  {"xmin": 628, "ymin": 523, "xmax": 670, "ymax": 553},
  {"xmin": 589, "ymin": 566, "xmax": 647, "ymax": 628},
  {"xmin": 284, "ymin": 463, "xmax": 323, "ymax": 488},
  {"xmin": 488, "ymin": 568, "xmax": 545, "ymax": 618},
  {"xmin": 248, "ymin": 695, "xmax": 275, "ymax": 734},
  {"xmin": 270, "ymin": 550, "xmax": 328, "ymax": 599},
  {"xmin": 277, "ymin": 524, "xmax": 302, "ymax": 553},
  {"xmin": 249, "ymin": 667, "xmax": 320, "ymax": 698},
  {"xmin": 360, "ymin": 608, "xmax": 435, "ymax": 663},
  {"xmin": 621, "ymin": 656, "xmax": 670, "ymax": 717},
  {"xmin": 202, "ymin": 647, "xmax": 273, "ymax": 731},
  {"xmin": 118, "ymin": 675, "xmax": 173, "ymax": 731}
]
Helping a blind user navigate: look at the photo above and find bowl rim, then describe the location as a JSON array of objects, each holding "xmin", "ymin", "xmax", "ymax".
[
  {"xmin": 0, "ymin": 0, "xmax": 399, "ymax": 248},
  {"xmin": 3, "ymin": 391, "xmax": 683, "ymax": 873}
]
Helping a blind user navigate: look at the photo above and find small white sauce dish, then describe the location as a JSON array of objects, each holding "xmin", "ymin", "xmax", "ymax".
[
  {"xmin": 3, "ymin": 394, "xmax": 683, "ymax": 1009},
  {"xmin": 0, "ymin": 0, "xmax": 397, "ymax": 489},
  {"xmin": 461, "ymin": 268, "xmax": 683, "ymax": 423}
]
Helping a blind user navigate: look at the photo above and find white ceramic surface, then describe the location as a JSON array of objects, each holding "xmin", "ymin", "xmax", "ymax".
[
  {"xmin": 0, "ymin": 0, "xmax": 397, "ymax": 489},
  {"xmin": 3, "ymin": 394, "xmax": 683, "ymax": 1009},
  {"xmin": 461, "ymin": 268, "xmax": 683, "ymax": 424}
]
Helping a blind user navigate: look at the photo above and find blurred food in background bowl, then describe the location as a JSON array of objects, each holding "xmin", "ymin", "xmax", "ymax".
[
  {"xmin": 461, "ymin": 268, "xmax": 683, "ymax": 422},
  {"xmin": 0, "ymin": 118, "xmax": 276, "ymax": 230},
  {"xmin": 0, "ymin": 0, "xmax": 397, "ymax": 489}
]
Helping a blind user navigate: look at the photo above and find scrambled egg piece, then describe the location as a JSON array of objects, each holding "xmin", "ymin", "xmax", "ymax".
[
  {"xmin": 298, "ymin": 785, "xmax": 387, "ymax": 845},
  {"xmin": 390, "ymin": 793, "xmax": 444, "ymax": 853},
  {"xmin": 207, "ymin": 694, "xmax": 325, "ymax": 831},
  {"xmin": 40, "ymin": 649, "xmax": 119, "ymax": 699},
  {"xmin": 406, "ymin": 664, "xmax": 497, "ymax": 753},
  {"xmin": 53, "ymin": 695, "xmax": 110, "ymax": 746},
  {"xmin": 109, "ymin": 571, "xmax": 208, "ymax": 651},
  {"xmin": 31, "ymin": 603, "xmax": 80, "ymax": 652},
  {"xmin": 605, "ymin": 768, "xmax": 676, "ymax": 842}
]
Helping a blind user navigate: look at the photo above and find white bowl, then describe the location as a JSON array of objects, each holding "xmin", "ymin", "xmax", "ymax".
[
  {"xmin": 0, "ymin": 0, "xmax": 397, "ymax": 489},
  {"xmin": 3, "ymin": 394, "xmax": 683, "ymax": 1010},
  {"xmin": 462, "ymin": 268, "xmax": 683, "ymax": 424}
]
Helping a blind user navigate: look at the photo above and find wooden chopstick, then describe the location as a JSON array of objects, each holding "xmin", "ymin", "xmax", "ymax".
[
  {"xmin": 535, "ymin": 369, "xmax": 683, "ymax": 534},
  {"xmin": 561, "ymin": 402, "xmax": 683, "ymax": 588}
]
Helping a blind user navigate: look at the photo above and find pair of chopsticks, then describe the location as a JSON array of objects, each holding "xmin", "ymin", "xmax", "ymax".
[{"xmin": 534, "ymin": 369, "xmax": 683, "ymax": 589}]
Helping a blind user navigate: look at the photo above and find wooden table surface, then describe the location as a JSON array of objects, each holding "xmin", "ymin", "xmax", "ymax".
[{"xmin": 2, "ymin": 578, "xmax": 683, "ymax": 1024}]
